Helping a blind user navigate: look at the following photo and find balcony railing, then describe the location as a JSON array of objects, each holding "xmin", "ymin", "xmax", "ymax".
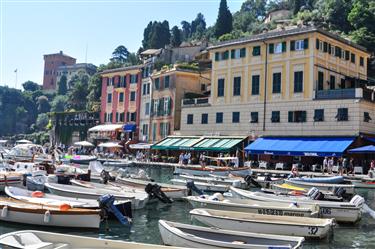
[
  {"xmin": 314, "ymin": 88, "xmax": 375, "ymax": 102},
  {"xmin": 182, "ymin": 97, "xmax": 210, "ymax": 107}
]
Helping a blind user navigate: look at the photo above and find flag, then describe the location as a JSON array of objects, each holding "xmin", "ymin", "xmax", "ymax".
[{"xmin": 14, "ymin": 69, "xmax": 17, "ymax": 73}]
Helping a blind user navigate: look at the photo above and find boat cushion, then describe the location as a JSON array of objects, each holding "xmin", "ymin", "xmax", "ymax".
[
  {"xmin": 0, "ymin": 235, "xmax": 25, "ymax": 248},
  {"xmin": 17, "ymin": 233, "xmax": 53, "ymax": 249}
]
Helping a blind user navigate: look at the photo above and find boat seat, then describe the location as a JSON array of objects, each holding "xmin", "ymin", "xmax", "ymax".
[
  {"xmin": 0, "ymin": 235, "xmax": 25, "ymax": 248},
  {"xmin": 16, "ymin": 233, "xmax": 54, "ymax": 249}
]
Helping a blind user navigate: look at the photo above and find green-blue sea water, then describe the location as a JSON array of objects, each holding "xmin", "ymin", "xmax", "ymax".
[{"xmin": 0, "ymin": 165, "xmax": 374, "ymax": 248}]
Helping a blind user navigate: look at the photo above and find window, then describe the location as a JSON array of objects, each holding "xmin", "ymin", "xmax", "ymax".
[
  {"xmin": 216, "ymin": 112, "xmax": 223, "ymax": 123},
  {"xmin": 288, "ymin": 111, "xmax": 307, "ymax": 123},
  {"xmin": 330, "ymin": 75, "xmax": 335, "ymax": 90},
  {"xmin": 142, "ymin": 84, "xmax": 148, "ymax": 95},
  {"xmin": 130, "ymin": 112, "xmax": 136, "ymax": 122},
  {"xmin": 164, "ymin": 75, "xmax": 170, "ymax": 88},
  {"xmin": 335, "ymin": 46, "xmax": 342, "ymax": 57},
  {"xmin": 294, "ymin": 71, "xmax": 303, "ymax": 93},
  {"xmin": 345, "ymin": 50, "xmax": 350, "ymax": 60},
  {"xmin": 351, "ymin": 53, "xmax": 356, "ymax": 63},
  {"xmin": 201, "ymin": 113, "xmax": 208, "ymax": 124},
  {"xmin": 108, "ymin": 77, "xmax": 113, "ymax": 86},
  {"xmin": 316, "ymin": 39, "xmax": 320, "ymax": 50},
  {"xmin": 115, "ymin": 112, "xmax": 119, "ymax": 122},
  {"xmin": 154, "ymin": 78, "xmax": 160, "ymax": 89},
  {"xmin": 217, "ymin": 79, "xmax": 225, "ymax": 97},
  {"xmin": 119, "ymin": 112, "xmax": 125, "ymax": 122},
  {"xmin": 145, "ymin": 102, "xmax": 150, "ymax": 115},
  {"xmin": 271, "ymin": 111, "xmax": 280, "ymax": 123},
  {"xmin": 187, "ymin": 114, "xmax": 193, "ymax": 124},
  {"xmin": 336, "ymin": 108, "xmax": 348, "ymax": 121},
  {"xmin": 130, "ymin": 91, "xmax": 136, "ymax": 101},
  {"xmin": 231, "ymin": 49, "xmax": 240, "ymax": 59},
  {"xmin": 323, "ymin": 42, "xmax": 328, "ymax": 53},
  {"xmin": 142, "ymin": 124, "xmax": 149, "ymax": 136},
  {"xmin": 292, "ymin": 39, "xmax": 308, "ymax": 51},
  {"xmin": 314, "ymin": 109, "xmax": 324, "ymax": 122},
  {"xmin": 252, "ymin": 46, "xmax": 261, "ymax": 56},
  {"xmin": 147, "ymin": 83, "xmax": 150, "ymax": 94},
  {"xmin": 340, "ymin": 78, "xmax": 345, "ymax": 88},
  {"xmin": 272, "ymin": 72, "xmax": 281, "ymax": 93},
  {"xmin": 273, "ymin": 42, "xmax": 285, "ymax": 54},
  {"xmin": 364, "ymin": 112, "xmax": 372, "ymax": 122},
  {"xmin": 233, "ymin": 77, "xmax": 241, "ymax": 96},
  {"xmin": 250, "ymin": 112, "xmax": 258, "ymax": 123},
  {"xmin": 107, "ymin": 93, "xmax": 112, "ymax": 103},
  {"xmin": 232, "ymin": 112, "xmax": 240, "ymax": 123},
  {"xmin": 251, "ymin": 75, "xmax": 260, "ymax": 95},
  {"xmin": 119, "ymin": 76, "xmax": 126, "ymax": 87},
  {"xmin": 130, "ymin": 74, "xmax": 138, "ymax": 83},
  {"xmin": 360, "ymin": 57, "xmax": 364, "ymax": 67},
  {"xmin": 119, "ymin": 92, "xmax": 124, "ymax": 102},
  {"xmin": 214, "ymin": 50, "xmax": 229, "ymax": 61},
  {"xmin": 152, "ymin": 123, "xmax": 157, "ymax": 141},
  {"xmin": 318, "ymin": 71, "xmax": 324, "ymax": 91}
]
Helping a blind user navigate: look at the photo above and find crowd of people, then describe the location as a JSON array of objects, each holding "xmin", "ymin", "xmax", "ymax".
[{"xmin": 322, "ymin": 156, "xmax": 355, "ymax": 176}]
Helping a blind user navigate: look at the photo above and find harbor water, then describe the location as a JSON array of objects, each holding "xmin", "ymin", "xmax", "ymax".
[{"xmin": 1, "ymin": 165, "xmax": 375, "ymax": 248}]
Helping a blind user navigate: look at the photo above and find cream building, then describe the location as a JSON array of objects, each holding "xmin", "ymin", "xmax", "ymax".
[{"xmin": 180, "ymin": 26, "xmax": 373, "ymax": 138}]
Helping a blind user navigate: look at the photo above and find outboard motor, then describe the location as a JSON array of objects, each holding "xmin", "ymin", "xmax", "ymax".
[
  {"xmin": 333, "ymin": 187, "xmax": 346, "ymax": 198},
  {"xmin": 307, "ymin": 187, "xmax": 324, "ymax": 200},
  {"xmin": 244, "ymin": 175, "xmax": 262, "ymax": 188},
  {"xmin": 186, "ymin": 180, "xmax": 204, "ymax": 196},
  {"xmin": 100, "ymin": 170, "xmax": 115, "ymax": 184},
  {"xmin": 145, "ymin": 183, "xmax": 173, "ymax": 204},
  {"xmin": 350, "ymin": 195, "xmax": 365, "ymax": 207},
  {"xmin": 98, "ymin": 194, "xmax": 131, "ymax": 225}
]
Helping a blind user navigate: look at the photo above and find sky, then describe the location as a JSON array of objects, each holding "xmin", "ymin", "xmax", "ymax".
[{"xmin": 0, "ymin": 0, "xmax": 243, "ymax": 89}]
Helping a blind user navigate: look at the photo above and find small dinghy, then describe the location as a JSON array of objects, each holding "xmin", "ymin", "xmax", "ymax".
[
  {"xmin": 179, "ymin": 174, "xmax": 248, "ymax": 189},
  {"xmin": 291, "ymin": 176, "xmax": 345, "ymax": 184},
  {"xmin": 69, "ymin": 155, "xmax": 97, "ymax": 165},
  {"xmin": 174, "ymin": 166, "xmax": 251, "ymax": 177},
  {"xmin": 230, "ymin": 187, "xmax": 364, "ymax": 223},
  {"xmin": 285, "ymin": 179, "xmax": 355, "ymax": 195},
  {"xmin": 26, "ymin": 175, "xmax": 47, "ymax": 191},
  {"xmin": 190, "ymin": 208, "xmax": 335, "ymax": 239},
  {"xmin": 45, "ymin": 182, "xmax": 148, "ymax": 210},
  {"xmin": 116, "ymin": 176, "xmax": 188, "ymax": 200},
  {"xmin": 0, "ymin": 172, "xmax": 22, "ymax": 191},
  {"xmin": 0, "ymin": 197, "xmax": 100, "ymax": 228},
  {"xmin": 185, "ymin": 193, "xmax": 319, "ymax": 218},
  {"xmin": 0, "ymin": 230, "xmax": 187, "ymax": 249},
  {"xmin": 171, "ymin": 178, "xmax": 229, "ymax": 192},
  {"xmin": 351, "ymin": 178, "xmax": 375, "ymax": 189},
  {"xmin": 159, "ymin": 220, "xmax": 304, "ymax": 249}
]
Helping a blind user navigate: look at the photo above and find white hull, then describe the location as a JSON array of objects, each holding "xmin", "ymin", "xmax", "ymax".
[
  {"xmin": 159, "ymin": 220, "xmax": 304, "ymax": 249},
  {"xmin": 45, "ymin": 183, "xmax": 148, "ymax": 210},
  {"xmin": 0, "ymin": 175, "xmax": 23, "ymax": 191},
  {"xmin": 286, "ymin": 179, "xmax": 355, "ymax": 194},
  {"xmin": 0, "ymin": 230, "xmax": 187, "ymax": 249},
  {"xmin": 185, "ymin": 196, "xmax": 319, "ymax": 218},
  {"xmin": 190, "ymin": 209, "xmax": 334, "ymax": 239},
  {"xmin": 351, "ymin": 180, "xmax": 375, "ymax": 189},
  {"xmin": 171, "ymin": 179, "xmax": 229, "ymax": 192},
  {"xmin": 179, "ymin": 174, "xmax": 248, "ymax": 189},
  {"xmin": 174, "ymin": 167, "xmax": 251, "ymax": 177},
  {"xmin": 230, "ymin": 187, "xmax": 363, "ymax": 223}
]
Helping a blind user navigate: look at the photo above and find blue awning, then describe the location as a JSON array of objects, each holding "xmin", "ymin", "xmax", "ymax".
[
  {"xmin": 245, "ymin": 137, "xmax": 355, "ymax": 157},
  {"xmin": 365, "ymin": 137, "xmax": 375, "ymax": 143},
  {"xmin": 348, "ymin": 145, "xmax": 375, "ymax": 154},
  {"xmin": 123, "ymin": 124, "xmax": 136, "ymax": 132}
]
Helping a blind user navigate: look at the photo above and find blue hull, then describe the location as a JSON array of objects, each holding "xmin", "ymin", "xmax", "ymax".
[{"xmin": 291, "ymin": 176, "xmax": 344, "ymax": 184}]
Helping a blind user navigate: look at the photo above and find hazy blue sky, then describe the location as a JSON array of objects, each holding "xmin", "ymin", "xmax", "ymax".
[{"xmin": 0, "ymin": 0, "xmax": 243, "ymax": 89}]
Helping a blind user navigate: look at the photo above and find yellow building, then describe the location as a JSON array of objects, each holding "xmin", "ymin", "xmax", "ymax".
[{"xmin": 180, "ymin": 26, "xmax": 373, "ymax": 137}]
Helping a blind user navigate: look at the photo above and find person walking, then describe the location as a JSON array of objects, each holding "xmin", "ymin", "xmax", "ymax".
[
  {"xmin": 328, "ymin": 157, "xmax": 334, "ymax": 174},
  {"xmin": 342, "ymin": 157, "xmax": 349, "ymax": 176},
  {"xmin": 322, "ymin": 157, "xmax": 328, "ymax": 174}
]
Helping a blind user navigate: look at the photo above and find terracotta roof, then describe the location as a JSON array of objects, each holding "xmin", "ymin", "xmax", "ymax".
[{"xmin": 101, "ymin": 64, "xmax": 143, "ymax": 75}]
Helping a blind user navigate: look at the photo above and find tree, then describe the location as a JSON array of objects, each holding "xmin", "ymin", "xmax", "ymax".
[
  {"xmin": 318, "ymin": 0, "xmax": 353, "ymax": 33},
  {"xmin": 191, "ymin": 13, "xmax": 207, "ymax": 39},
  {"xmin": 57, "ymin": 75, "xmax": 68, "ymax": 95},
  {"xmin": 111, "ymin": 45, "xmax": 129, "ymax": 63},
  {"xmin": 36, "ymin": 113, "xmax": 49, "ymax": 131},
  {"xmin": 22, "ymin": 81, "xmax": 41, "ymax": 92},
  {"xmin": 170, "ymin": 26, "xmax": 182, "ymax": 47},
  {"xmin": 142, "ymin": 21, "xmax": 153, "ymax": 49},
  {"xmin": 126, "ymin": 52, "xmax": 141, "ymax": 66},
  {"xmin": 36, "ymin": 95, "xmax": 51, "ymax": 113},
  {"xmin": 181, "ymin": 21, "xmax": 192, "ymax": 40},
  {"xmin": 215, "ymin": 0, "xmax": 233, "ymax": 38},
  {"xmin": 51, "ymin": 95, "xmax": 68, "ymax": 112}
]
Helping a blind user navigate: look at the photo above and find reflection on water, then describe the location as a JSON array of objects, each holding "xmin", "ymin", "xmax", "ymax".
[{"xmin": 0, "ymin": 165, "xmax": 374, "ymax": 249}]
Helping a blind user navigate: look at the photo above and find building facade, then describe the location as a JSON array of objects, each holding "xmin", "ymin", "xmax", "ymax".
[
  {"xmin": 150, "ymin": 66, "xmax": 210, "ymax": 143},
  {"xmin": 43, "ymin": 51, "xmax": 76, "ymax": 91},
  {"xmin": 180, "ymin": 26, "xmax": 372, "ymax": 138},
  {"xmin": 56, "ymin": 63, "xmax": 97, "ymax": 89},
  {"xmin": 100, "ymin": 65, "xmax": 142, "ymax": 141}
]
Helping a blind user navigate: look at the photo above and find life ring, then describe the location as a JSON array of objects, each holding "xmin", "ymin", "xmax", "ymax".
[
  {"xmin": 59, "ymin": 203, "xmax": 72, "ymax": 211},
  {"xmin": 31, "ymin": 191, "xmax": 44, "ymax": 198},
  {"xmin": 289, "ymin": 190, "xmax": 304, "ymax": 196}
]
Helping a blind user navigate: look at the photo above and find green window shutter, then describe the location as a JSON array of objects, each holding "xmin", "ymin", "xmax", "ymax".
[
  {"xmin": 323, "ymin": 42, "xmax": 328, "ymax": 53},
  {"xmin": 345, "ymin": 51, "xmax": 350, "ymax": 60},
  {"xmin": 215, "ymin": 52, "xmax": 219, "ymax": 61},
  {"xmin": 301, "ymin": 111, "xmax": 307, "ymax": 122},
  {"xmin": 240, "ymin": 48, "xmax": 246, "ymax": 58},
  {"xmin": 328, "ymin": 44, "xmax": 331, "ymax": 54},
  {"xmin": 168, "ymin": 97, "xmax": 172, "ymax": 115},
  {"xmin": 231, "ymin": 49, "xmax": 235, "ymax": 59},
  {"xmin": 303, "ymin": 38, "xmax": 309, "ymax": 49},
  {"xmin": 269, "ymin": 43, "xmax": 274, "ymax": 54},
  {"xmin": 290, "ymin": 41, "xmax": 295, "ymax": 51},
  {"xmin": 282, "ymin": 42, "xmax": 287, "ymax": 52},
  {"xmin": 224, "ymin": 51, "xmax": 229, "ymax": 60},
  {"xmin": 335, "ymin": 47, "xmax": 340, "ymax": 57},
  {"xmin": 288, "ymin": 111, "xmax": 293, "ymax": 122},
  {"xmin": 316, "ymin": 39, "xmax": 319, "ymax": 50}
]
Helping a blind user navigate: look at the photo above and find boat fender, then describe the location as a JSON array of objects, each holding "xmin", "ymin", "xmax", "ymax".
[
  {"xmin": 31, "ymin": 191, "xmax": 44, "ymax": 198},
  {"xmin": 44, "ymin": 210, "xmax": 51, "ymax": 223},
  {"xmin": 350, "ymin": 195, "xmax": 365, "ymax": 207},
  {"xmin": 1, "ymin": 206, "xmax": 8, "ymax": 217},
  {"xmin": 289, "ymin": 202, "xmax": 299, "ymax": 208},
  {"xmin": 59, "ymin": 203, "xmax": 72, "ymax": 211},
  {"xmin": 209, "ymin": 193, "xmax": 224, "ymax": 201}
]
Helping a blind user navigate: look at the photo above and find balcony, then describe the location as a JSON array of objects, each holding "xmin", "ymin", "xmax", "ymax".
[
  {"xmin": 314, "ymin": 88, "xmax": 375, "ymax": 102},
  {"xmin": 182, "ymin": 97, "xmax": 210, "ymax": 107}
]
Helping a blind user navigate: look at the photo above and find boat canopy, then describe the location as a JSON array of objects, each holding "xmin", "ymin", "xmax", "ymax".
[
  {"xmin": 245, "ymin": 137, "xmax": 355, "ymax": 157},
  {"xmin": 348, "ymin": 145, "xmax": 375, "ymax": 154},
  {"xmin": 152, "ymin": 136, "xmax": 247, "ymax": 152},
  {"xmin": 129, "ymin": 143, "xmax": 153, "ymax": 150}
]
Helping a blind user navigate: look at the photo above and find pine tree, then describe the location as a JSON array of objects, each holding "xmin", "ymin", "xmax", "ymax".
[
  {"xmin": 214, "ymin": 0, "xmax": 233, "ymax": 38},
  {"xmin": 170, "ymin": 26, "xmax": 182, "ymax": 47},
  {"xmin": 57, "ymin": 75, "xmax": 68, "ymax": 95}
]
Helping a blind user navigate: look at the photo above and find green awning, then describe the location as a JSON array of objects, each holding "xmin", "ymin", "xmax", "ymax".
[
  {"xmin": 151, "ymin": 136, "xmax": 201, "ymax": 150},
  {"xmin": 192, "ymin": 138, "xmax": 245, "ymax": 152}
]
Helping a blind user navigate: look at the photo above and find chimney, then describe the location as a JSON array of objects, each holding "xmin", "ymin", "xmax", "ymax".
[{"xmin": 60, "ymin": 51, "xmax": 63, "ymax": 54}]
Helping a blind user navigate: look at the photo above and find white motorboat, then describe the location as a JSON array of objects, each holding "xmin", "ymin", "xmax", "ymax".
[
  {"xmin": 159, "ymin": 220, "xmax": 304, "ymax": 249},
  {"xmin": 185, "ymin": 194, "xmax": 319, "ymax": 218},
  {"xmin": 0, "ymin": 230, "xmax": 188, "ymax": 249},
  {"xmin": 116, "ymin": 176, "xmax": 188, "ymax": 200},
  {"xmin": 174, "ymin": 166, "xmax": 251, "ymax": 177},
  {"xmin": 171, "ymin": 178, "xmax": 229, "ymax": 192},
  {"xmin": 285, "ymin": 179, "xmax": 355, "ymax": 195},
  {"xmin": 45, "ymin": 182, "xmax": 148, "ymax": 210},
  {"xmin": 351, "ymin": 178, "xmax": 375, "ymax": 189},
  {"xmin": 0, "ymin": 197, "xmax": 100, "ymax": 228},
  {"xmin": 230, "ymin": 187, "xmax": 364, "ymax": 223},
  {"xmin": 0, "ymin": 172, "xmax": 23, "ymax": 191},
  {"xmin": 179, "ymin": 174, "xmax": 248, "ymax": 189},
  {"xmin": 190, "ymin": 208, "xmax": 335, "ymax": 239},
  {"xmin": 70, "ymin": 179, "xmax": 146, "ymax": 195}
]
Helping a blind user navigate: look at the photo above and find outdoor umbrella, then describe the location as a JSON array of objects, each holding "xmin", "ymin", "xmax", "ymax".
[
  {"xmin": 74, "ymin": 141, "xmax": 94, "ymax": 147},
  {"xmin": 98, "ymin": 142, "xmax": 123, "ymax": 148}
]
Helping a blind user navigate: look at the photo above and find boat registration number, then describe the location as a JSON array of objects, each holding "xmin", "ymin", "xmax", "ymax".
[
  {"xmin": 257, "ymin": 209, "xmax": 305, "ymax": 217},
  {"xmin": 308, "ymin": 226, "xmax": 319, "ymax": 235},
  {"xmin": 320, "ymin": 207, "xmax": 332, "ymax": 215}
]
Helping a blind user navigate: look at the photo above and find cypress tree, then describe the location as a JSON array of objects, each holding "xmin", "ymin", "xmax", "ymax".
[
  {"xmin": 170, "ymin": 26, "xmax": 182, "ymax": 47},
  {"xmin": 214, "ymin": 0, "xmax": 233, "ymax": 38}
]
